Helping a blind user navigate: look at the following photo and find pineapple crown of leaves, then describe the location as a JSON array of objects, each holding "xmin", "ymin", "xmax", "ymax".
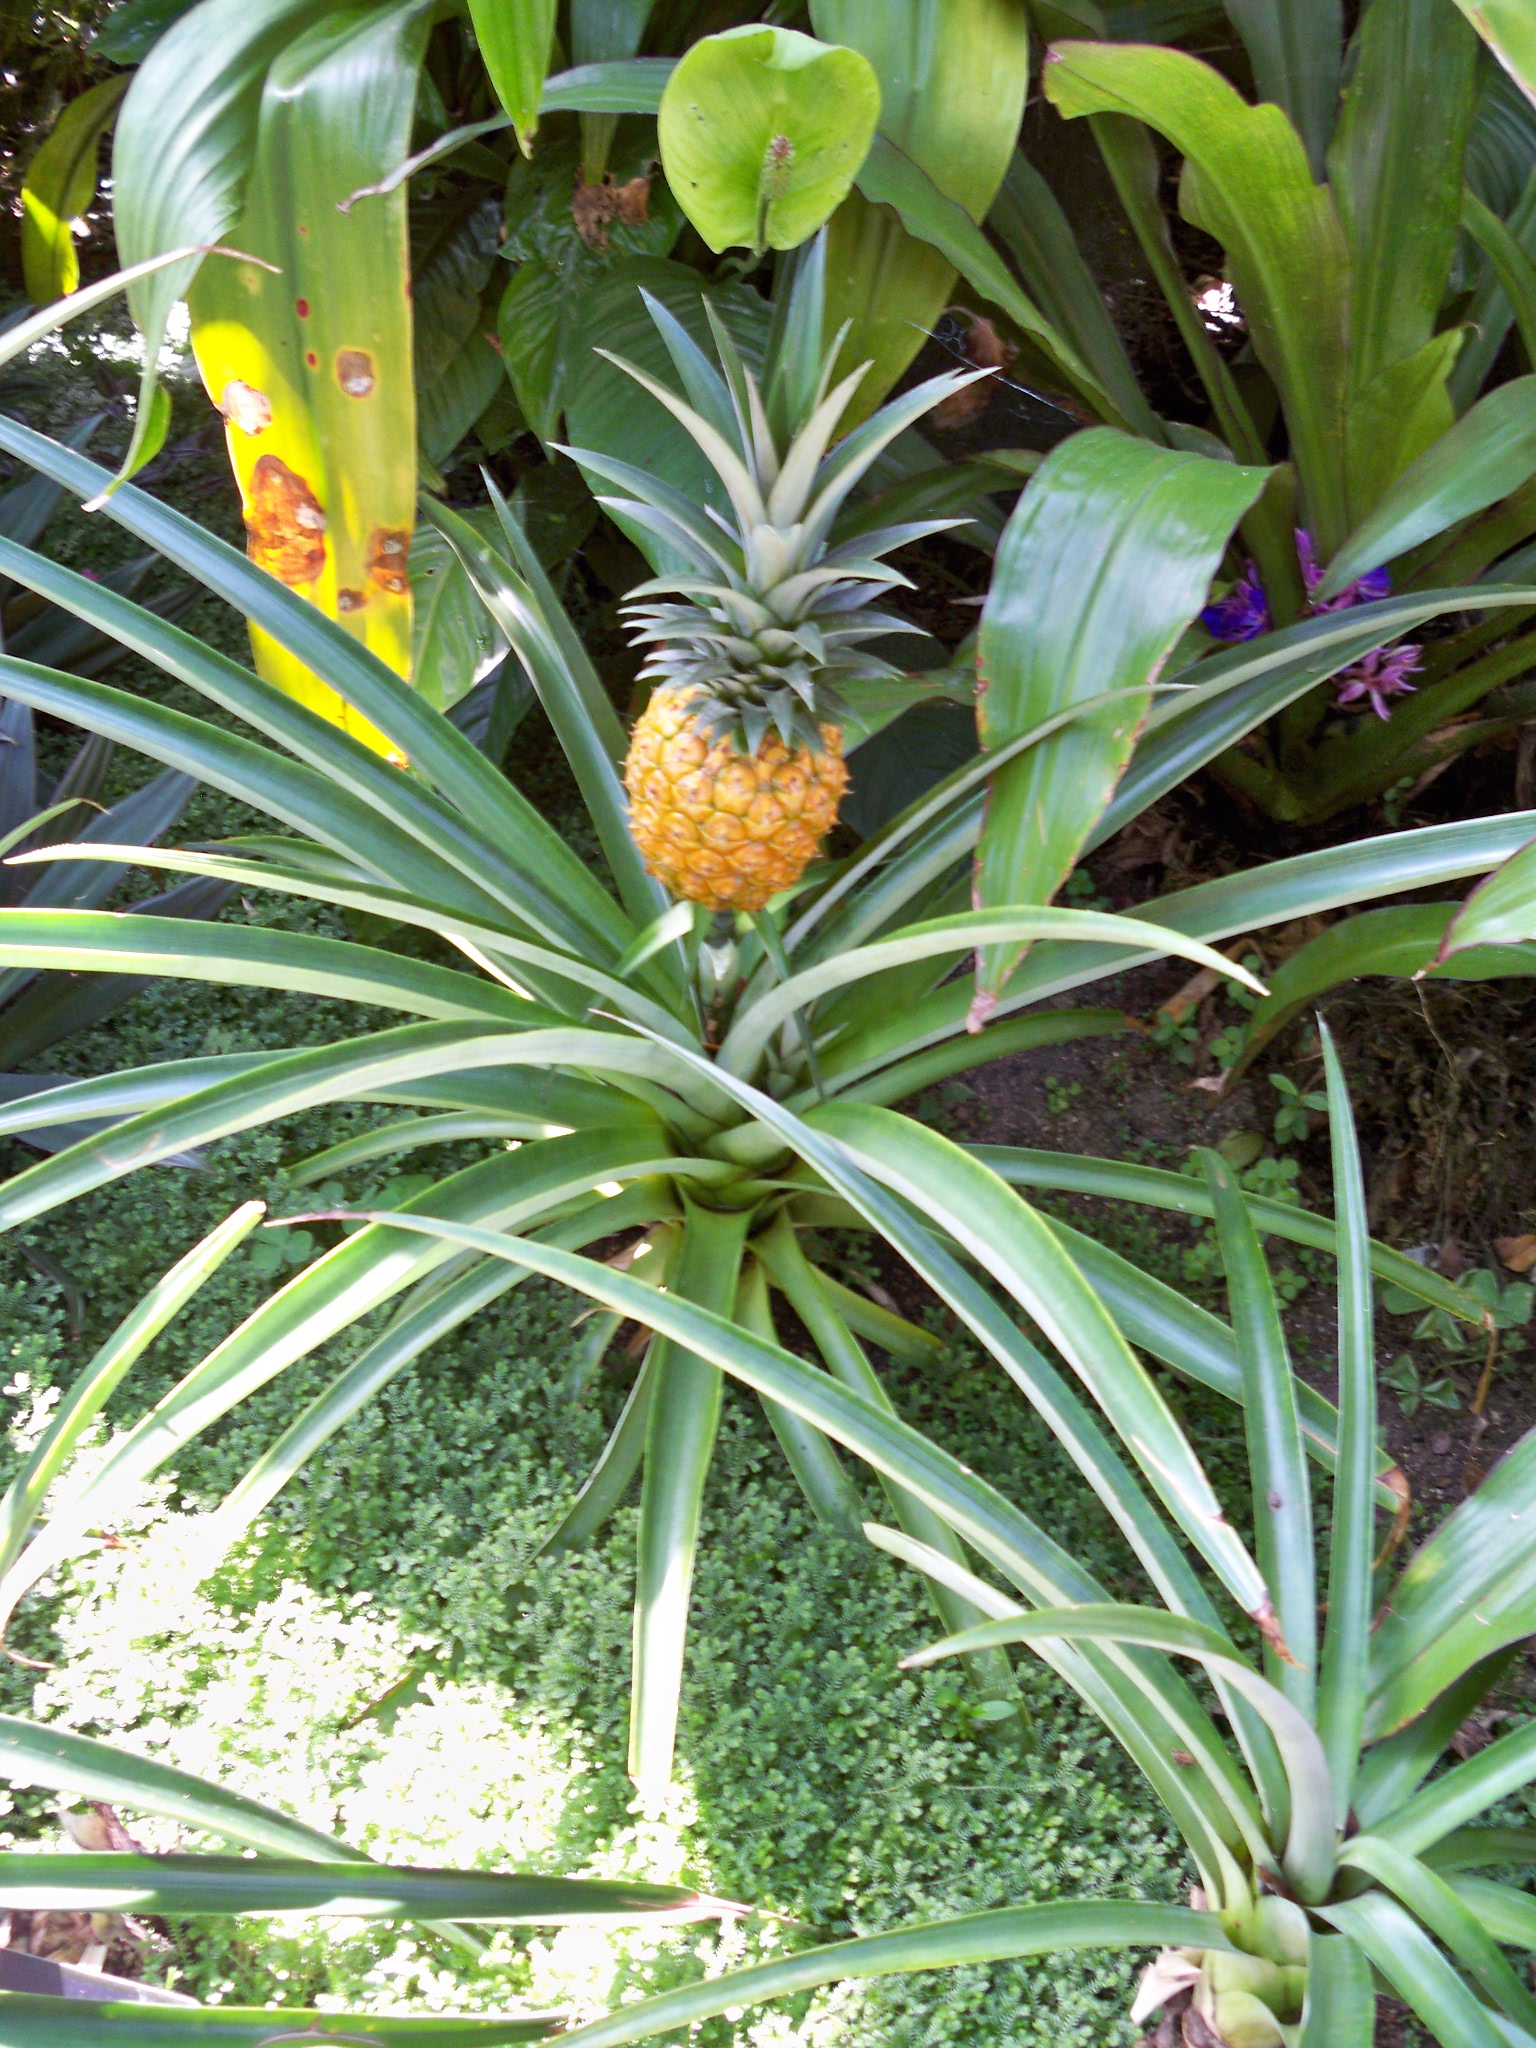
[{"xmin": 558, "ymin": 235, "xmax": 991, "ymax": 757}]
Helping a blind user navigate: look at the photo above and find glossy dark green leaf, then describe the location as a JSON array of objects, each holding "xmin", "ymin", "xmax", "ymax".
[
  {"xmin": 1222, "ymin": 0, "xmax": 1341, "ymax": 178},
  {"xmin": 1045, "ymin": 39, "xmax": 1353, "ymax": 554},
  {"xmin": 971, "ymin": 427, "xmax": 1266, "ymax": 1010}
]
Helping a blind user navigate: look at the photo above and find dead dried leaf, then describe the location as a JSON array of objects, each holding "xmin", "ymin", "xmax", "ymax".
[{"xmin": 1496, "ymin": 1233, "xmax": 1536, "ymax": 1274}]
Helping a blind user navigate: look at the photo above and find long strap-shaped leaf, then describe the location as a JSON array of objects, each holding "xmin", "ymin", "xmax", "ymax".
[
  {"xmin": 807, "ymin": 1104, "xmax": 1274, "ymax": 1630},
  {"xmin": 1368, "ymin": 1718, "xmax": 1536, "ymax": 1860},
  {"xmin": 13, "ymin": 842, "xmax": 693, "ymax": 1038},
  {"xmin": 344, "ymin": 1206, "xmax": 1271, "ymax": 1888},
  {"xmin": 0, "ymin": 1715, "xmax": 371, "ymax": 1862},
  {"xmin": 211, "ymin": 1187, "xmax": 676, "ymax": 1565},
  {"xmin": 0, "ymin": 416, "xmax": 636, "ymax": 958},
  {"xmin": 717, "ymin": 906, "xmax": 1263, "ymax": 1078},
  {"xmin": 1319, "ymin": 1890, "xmax": 1513, "ymax": 2048},
  {"xmin": 0, "ymin": 1203, "xmax": 263, "ymax": 1582},
  {"xmin": 902, "ymin": 1605, "xmax": 1335, "ymax": 1902},
  {"xmin": 629, "ymin": 1198, "xmax": 749, "ymax": 1797},
  {"xmin": 797, "ymin": 584, "xmax": 1536, "ymax": 971},
  {"xmin": 0, "ymin": 1854, "xmax": 710, "ymax": 1923},
  {"xmin": 1339, "ymin": 1836, "xmax": 1536, "ymax": 2031},
  {"xmin": 817, "ymin": 808, "xmax": 1536, "ymax": 1085},
  {"xmin": 0, "ymin": 1133, "xmax": 692, "ymax": 1624},
  {"xmin": 1315, "ymin": 1021, "xmax": 1376, "ymax": 1828},
  {"xmin": 1298, "ymin": 1930, "xmax": 1376, "ymax": 2048},
  {"xmin": 426, "ymin": 493, "xmax": 675, "ymax": 959},
  {"xmin": 0, "ymin": 547, "xmax": 598, "ymax": 955},
  {"xmin": 969, "ymin": 1143, "xmax": 1480, "ymax": 1323},
  {"xmin": 1199, "ymin": 1150, "xmax": 1316, "ymax": 1715}
]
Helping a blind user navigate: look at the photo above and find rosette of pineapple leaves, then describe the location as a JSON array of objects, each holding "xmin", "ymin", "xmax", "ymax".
[{"xmin": 0, "ymin": 238, "xmax": 1532, "ymax": 1813}]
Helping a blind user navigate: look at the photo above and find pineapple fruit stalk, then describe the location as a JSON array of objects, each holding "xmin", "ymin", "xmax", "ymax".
[{"xmin": 563, "ymin": 240, "xmax": 986, "ymax": 912}]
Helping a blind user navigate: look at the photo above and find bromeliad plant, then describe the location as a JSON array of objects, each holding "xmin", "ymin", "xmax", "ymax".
[
  {"xmin": 13, "ymin": 249, "xmax": 1536, "ymax": 2041},
  {"xmin": 0, "ymin": 244, "xmax": 1530, "ymax": 1804}
]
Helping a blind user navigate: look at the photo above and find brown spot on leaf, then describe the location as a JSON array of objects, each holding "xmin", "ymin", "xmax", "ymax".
[
  {"xmin": 305, "ymin": 351, "xmax": 319, "ymax": 368},
  {"xmin": 368, "ymin": 526, "xmax": 411, "ymax": 595},
  {"xmin": 336, "ymin": 587, "xmax": 367, "ymax": 613},
  {"xmin": 336, "ymin": 348, "xmax": 376, "ymax": 397},
  {"xmin": 572, "ymin": 170, "xmax": 652, "ymax": 249},
  {"xmin": 245, "ymin": 455, "xmax": 326, "ymax": 586},
  {"xmin": 295, "ymin": 297, "xmax": 310, "ymax": 318},
  {"xmin": 218, "ymin": 379, "xmax": 272, "ymax": 436}
]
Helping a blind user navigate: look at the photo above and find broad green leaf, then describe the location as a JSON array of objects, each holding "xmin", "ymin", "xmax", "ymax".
[
  {"xmin": 111, "ymin": 0, "xmax": 333, "ymax": 480},
  {"xmin": 900, "ymin": 1602, "xmax": 1336, "ymax": 1901},
  {"xmin": 1367, "ymin": 1428, "xmax": 1536, "ymax": 1738},
  {"xmin": 469, "ymin": 0, "xmax": 558, "ymax": 151},
  {"xmin": 1044, "ymin": 40, "xmax": 1353, "ymax": 554},
  {"xmin": 851, "ymin": 135, "xmax": 1126, "ymax": 428},
  {"xmin": 21, "ymin": 77, "xmax": 129, "ymax": 302},
  {"xmin": 1328, "ymin": 0, "xmax": 1477, "ymax": 397},
  {"xmin": 1299, "ymin": 1931, "xmax": 1374, "ymax": 2048},
  {"xmin": 1221, "ymin": 0, "xmax": 1342, "ymax": 176},
  {"xmin": 1089, "ymin": 112, "xmax": 1269, "ymax": 466},
  {"xmin": 1319, "ymin": 375, "xmax": 1536, "ymax": 596},
  {"xmin": 0, "ymin": 1203, "xmax": 264, "ymax": 1583},
  {"xmin": 1449, "ymin": 0, "xmax": 1536, "ymax": 109},
  {"xmin": 658, "ymin": 26, "xmax": 879, "ymax": 255},
  {"xmin": 971, "ymin": 428, "xmax": 1267, "ymax": 1011},
  {"xmin": 0, "ymin": 1853, "xmax": 709, "ymax": 1923},
  {"xmin": 571, "ymin": 0, "xmax": 657, "ymax": 177},
  {"xmin": 810, "ymin": 0, "xmax": 1032, "ymax": 417},
  {"xmin": 184, "ymin": 0, "xmax": 433, "ymax": 750},
  {"xmin": 1198, "ymin": 1150, "xmax": 1315, "ymax": 1712},
  {"xmin": 1439, "ymin": 833, "xmax": 1536, "ymax": 959}
]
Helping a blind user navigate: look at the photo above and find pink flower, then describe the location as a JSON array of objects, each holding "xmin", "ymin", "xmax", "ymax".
[{"xmin": 1333, "ymin": 642, "xmax": 1422, "ymax": 719}]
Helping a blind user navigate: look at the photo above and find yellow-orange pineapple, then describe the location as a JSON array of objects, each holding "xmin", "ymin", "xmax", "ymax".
[{"xmin": 564, "ymin": 263, "xmax": 983, "ymax": 914}]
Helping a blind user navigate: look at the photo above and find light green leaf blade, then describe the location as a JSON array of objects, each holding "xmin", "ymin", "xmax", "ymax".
[
  {"xmin": 1044, "ymin": 38, "xmax": 1353, "ymax": 554},
  {"xmin": 658, "ymin": 25, "xmax": 880, "ymax": 255},
  {"xmin": 971, "ymin": 426, "xmax": 1267, "ymax": 1009},
  {"xmin": 469, "ymin": 0, "xmax": 558, "ymax": 150},
  {"xmin": 1299, "ymin": 1931, "xmax": 1375, "ymax": 2048},
  {"xmin": 1320, "ymin": 375, "xmax": 1536, "ymax": 596},
  {"xmin": 21, "ymin": 77, "xmax": 129, "ymax": 302}
]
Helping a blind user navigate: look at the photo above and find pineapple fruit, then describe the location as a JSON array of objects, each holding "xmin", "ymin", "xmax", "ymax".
[{"xmin": 563, "ymin": 239, "xmax": 985, "ymax": 915}]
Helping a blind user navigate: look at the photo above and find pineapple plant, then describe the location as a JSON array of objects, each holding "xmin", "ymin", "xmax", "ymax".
[{"xmin": 564, "ymin": 256, "xmax": 985, "ymax": 912}]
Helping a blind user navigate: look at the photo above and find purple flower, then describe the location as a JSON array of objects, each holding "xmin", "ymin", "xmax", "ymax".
[
  {"xmin": 1296, "ymin": 527, "xmax": 1390, "ymax": 611},
  {"xmin": 1333, "ymin": 642, "xmax": 1421, "ymax": 720},
  {"xmin": 1200, "ymin": 562, "xmax": 1270, "ymax": 641}
]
